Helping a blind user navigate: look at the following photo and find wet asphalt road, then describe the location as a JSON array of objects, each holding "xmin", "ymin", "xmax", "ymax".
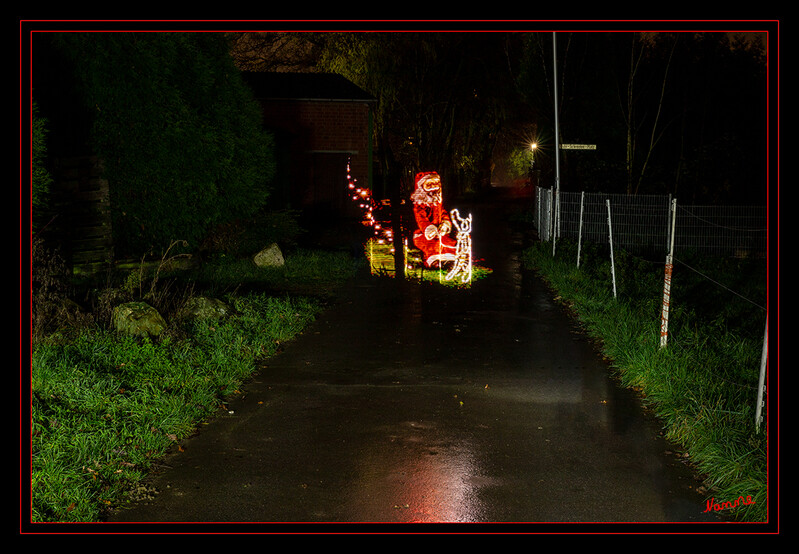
[{"xmin": 107, "ymin": 193, "xmax": 721, "ymax": 530}]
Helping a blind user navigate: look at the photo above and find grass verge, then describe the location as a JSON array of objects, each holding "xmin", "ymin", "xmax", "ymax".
[
  {"xmin": 29, "ymin": 247, "xmax": 358, "ymax": 523},
  {"xmin": 522, "ymin": 239, "xmax": 769, "ymax": 522}
]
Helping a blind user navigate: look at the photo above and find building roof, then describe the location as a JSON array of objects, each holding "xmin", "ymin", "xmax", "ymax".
[{"xmin": 243, "ymin": 71, "xmax": 376, "ymax": 103}]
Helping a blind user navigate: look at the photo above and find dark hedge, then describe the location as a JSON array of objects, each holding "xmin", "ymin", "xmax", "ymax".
[{"xmin": 52, "ymin": 33, "xmax": 276, "ymax": 257}]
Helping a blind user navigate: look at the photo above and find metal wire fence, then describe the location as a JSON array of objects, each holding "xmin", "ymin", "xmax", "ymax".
[
  {"xmin": 533, "ymin": 185, "xmax": 769, "ymax": 431},
  {"xmin": 534, "ymin": 187, "xmax": 768, "ymax": 257}
]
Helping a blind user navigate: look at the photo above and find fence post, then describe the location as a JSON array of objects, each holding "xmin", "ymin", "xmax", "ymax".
[
  {"xmin": 755, "ymin": 319, "xmax": 768, "ymax": 432},
  {"xmin": 556, "ymin": 189, "xmax": 561, "ymax": 240},
  {"xmin": 660, "ymin": 198, "xmax": 678, "ymax": 348},
  {"xmin": 551, "ymin": 187, "xmax": 557, "ymax": 256},
  {"xmin": 606, "ymin": 199, "xmax": 617, "ymax": 299},
  {"xmin": 536, "ymin": 186, "xmax": 542, "ymax": 237},
  {"xmin": 666, "ymin": 194, "xmax": 672, "ymax": 252},
  {"xmin": 577, "ymin": 191, "xmax": 585, "ymax": 268}
]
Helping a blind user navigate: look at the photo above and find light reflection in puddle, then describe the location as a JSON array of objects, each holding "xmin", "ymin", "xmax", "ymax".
[{"xmin": 344, "ymin": 421, "xmax": 487, "ymax": 523}]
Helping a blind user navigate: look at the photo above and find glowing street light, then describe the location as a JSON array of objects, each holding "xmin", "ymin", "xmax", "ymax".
[{"xmin": 528, "ymin": 142, "xmax": 539, "ymax": 189}]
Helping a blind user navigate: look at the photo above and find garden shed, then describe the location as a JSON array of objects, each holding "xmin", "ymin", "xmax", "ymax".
[{"xmin": 242, "ymin": 72, "xmax": 377, "ymax": 223}]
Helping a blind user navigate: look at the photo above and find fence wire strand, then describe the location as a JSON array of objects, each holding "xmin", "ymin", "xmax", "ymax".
[
  {"xmin": 673, "ymin": 256, "xmax": 767, "ymax": 312},
  {"xmin": 533, "ymin": 186, "xmax": 769, "ymax": 431},
  {"xmin": 535, "ymin": 187, "xmax": 767, "ymax": 258}
]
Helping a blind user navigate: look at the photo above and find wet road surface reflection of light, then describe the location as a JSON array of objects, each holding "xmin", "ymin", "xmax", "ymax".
[{"xmin": 345, "ymin": 420, "xmax": 487, "ymax": 523}]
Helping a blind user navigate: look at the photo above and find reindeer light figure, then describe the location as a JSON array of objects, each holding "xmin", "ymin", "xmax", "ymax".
[{"xmin": 445, "ymin": 208, "xmax": 473, "ymax": 284}]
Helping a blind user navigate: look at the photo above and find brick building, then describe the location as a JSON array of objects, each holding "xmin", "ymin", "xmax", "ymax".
[{"xmin": 243, "ymin": 72, "xmax": 376, "ymax": 222}]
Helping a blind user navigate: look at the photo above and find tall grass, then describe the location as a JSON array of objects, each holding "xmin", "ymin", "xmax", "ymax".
[
  {"xmin": 523, "ymin": 239, "xmax": 769, "ymax": 522},
  {"xmin": 29, "ymin": 249, "xmax": 356, "ymax": 523},
  {"xmin": 188, "ymin": 248, "xmax": 358, "ymax": 296}
]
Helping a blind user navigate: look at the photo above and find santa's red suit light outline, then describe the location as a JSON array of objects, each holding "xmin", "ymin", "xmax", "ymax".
[{"xmin": 411, "ymin": 171, "xmax": 458, "ymax": 268}]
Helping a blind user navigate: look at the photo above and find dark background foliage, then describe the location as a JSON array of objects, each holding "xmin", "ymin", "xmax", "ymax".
[
  {"xmin": 30, "ymin": 30, "xmax": 768, "ymax": 261},
  {"xmin": 515, "ymin": 32, "xmax": 767, "ymax": 204},
  {"xmin": 34, "ymin": 33, "xmax": 276, "ymax": 258}
]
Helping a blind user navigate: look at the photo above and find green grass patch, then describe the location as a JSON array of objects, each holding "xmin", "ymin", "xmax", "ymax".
[
  {"xmin": 184, "ymin": 248, "xmax": 360, "ymax": 297},
  {"xmin": 365, "ymin": 238, "xmax": 492, "ymax": 287},
  {"xmin": 29, "ymin": 248, "xmax": 356, "ymax": 523},
  {"xmin": 523, "ymin": 239, "xmax": 768, "ymax": 522}
]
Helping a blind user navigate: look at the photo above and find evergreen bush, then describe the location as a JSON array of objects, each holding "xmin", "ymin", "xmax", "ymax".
[{"xmin": 51, "ymin": 33, "xmax": 276, "ymax": 257}]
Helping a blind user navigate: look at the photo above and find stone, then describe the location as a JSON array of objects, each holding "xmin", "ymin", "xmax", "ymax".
[
  {"xmin": 112, "ymin": 301, "xmax": 167, "ymax": 337},
  {"xmin": 253, "ymin": 243, "xmax": 285, "ymax": 267},
  {"xmin": 180, "ymin": 296, "xmax": 231, "ymax": 320}
]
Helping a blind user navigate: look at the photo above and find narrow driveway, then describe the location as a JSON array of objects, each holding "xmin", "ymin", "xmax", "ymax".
[{"xmin": 108, "ymin": 192, "xmax": 720, "ymax": 528}]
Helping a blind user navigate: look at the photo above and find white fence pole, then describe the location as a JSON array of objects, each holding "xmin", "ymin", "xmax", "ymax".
[
  {"xmin": 537, "ymin": 186, "xmax": 542, "ymax": 237},
  {"xmin": 755, "ymin": 319, "xmax": 768, "ymax": 432},
  {"xmin": 551, "ymin": 187, "xmax": 557, "ymax": 256},
  {"xmin": 666, "ymin": 194, "xmax": 672, "ymax": 252},
  {"xmin": 660, "ymin": 198, "xmax": 678, "ymax": 348},
  {"xmin": 606, "ymin": 199, "xmax": 617, "ymax": 299},
  {"xmin": 577, "ymin": 191, "xmax": 585, "ymax": 268}
]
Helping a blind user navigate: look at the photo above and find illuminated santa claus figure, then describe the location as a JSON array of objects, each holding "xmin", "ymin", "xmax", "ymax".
[{"xmin": 410, "ymin": 171, "xmax": 458, "ymax": 268}]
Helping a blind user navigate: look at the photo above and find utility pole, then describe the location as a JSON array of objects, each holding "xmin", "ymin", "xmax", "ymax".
[{"xmin": 552, "ymin": 32, "xmax": 561, "ymax": 255}]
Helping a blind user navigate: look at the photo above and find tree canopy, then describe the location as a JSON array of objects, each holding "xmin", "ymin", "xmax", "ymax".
[
  {"xmin": 269, "ymin": 30, "xmax": 767, "ymax": 204},
  {"xmin": 313, "ymin": 32, "xmax": 525, "ymax": 198},
  {"xmin": 515, "ymin": 32, "xmax": 767, "ymax": 203},
  {"xmin": 43, "ymin": 32, "xmax": 277, "ymax": 256}
]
